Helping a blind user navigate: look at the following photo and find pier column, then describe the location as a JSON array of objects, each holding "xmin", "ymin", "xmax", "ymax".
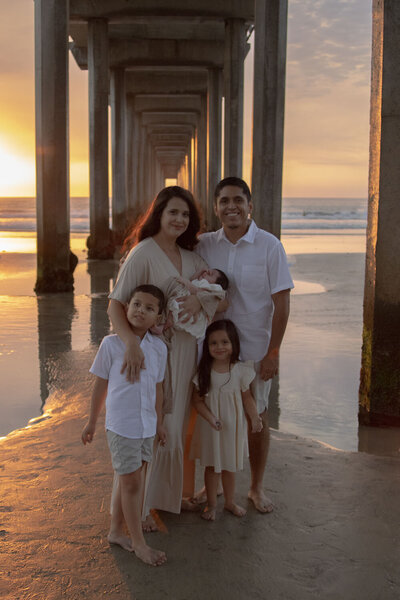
[
  {"xmin": 110, "ymin": 67, "xmax": 127, "ymax": 245},
  {"xmin": 87, "ymin": 18, "xmax": 113, "ymax": 258},
  {"xmin": 359, "ymin": 0, "xmax": 400, "ymax": 426},
  {"xmin": 224, "ymin": 19, "xmax": 246, "ymax": 178},
  {"xmin": 251, "ymin": 0, "xmax": 288, "ymax": 238},
  {"xmin": 34, "ymin": 0, "xmax": 74, "ymax": 292},
  {"xmin": 197, "ymin": 94, "xmax": 208, "ymax": 210},
  {"xmin": 126, "ymin": 99, "xmax": 140, "ymax": 223},
  {"xmin": 207, "ymin": 68, "xmax": 222, "ymax": 229}
]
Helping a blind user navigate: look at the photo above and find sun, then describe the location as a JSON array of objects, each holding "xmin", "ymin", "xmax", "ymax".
[{"xmin": 0, "ymin": 139, "xmax": 35, "ymax": 197}]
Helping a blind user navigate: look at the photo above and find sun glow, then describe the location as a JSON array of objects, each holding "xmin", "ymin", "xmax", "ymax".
[{"xmin": 0, "ymin": 140, "xmax": 35, "ymax": 196}]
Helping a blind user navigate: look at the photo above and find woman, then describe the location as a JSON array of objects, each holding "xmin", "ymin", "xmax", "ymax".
[{"xmin": 108, "ymin": 186, "xmax": 219, "ymax": 515}]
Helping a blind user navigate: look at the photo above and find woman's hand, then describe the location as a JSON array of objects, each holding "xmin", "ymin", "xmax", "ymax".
[
  {"xmin": 121, "ymin": 341, "xmax": 145, "ymax": 382},
  {"xmin": 210, "ymin": 416, "xmax": 222, "ymax": 431},
  {"xmin": 157, "ymin": 423, "xmax": 167, "ymax": 446},
  {"xmin": 176, "ymin": 294, "xmax": 201, "ymax": 323}
]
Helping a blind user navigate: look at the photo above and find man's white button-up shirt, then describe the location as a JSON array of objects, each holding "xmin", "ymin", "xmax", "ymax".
[{"xmin": 197, "ymin": 220, "xmax": 294, "ymax": 362}]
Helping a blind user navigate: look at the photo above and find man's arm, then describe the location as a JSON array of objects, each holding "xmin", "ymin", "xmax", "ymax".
[
  {"xmin": 259, "ymin": 289, "xmax": 290, "ymax": 381},
  {"xmin": 107, "ymin": 299, "xmax": 144, "ymax": 382}
]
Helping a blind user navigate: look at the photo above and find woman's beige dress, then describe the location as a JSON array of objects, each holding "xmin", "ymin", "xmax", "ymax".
[
  {"xmin": 110, "ymin": 237, "xmax": 211, "ymax": 513},
  {"xmin": 190, "ymin": 362, "xmax": 255, "ymax": 473}
]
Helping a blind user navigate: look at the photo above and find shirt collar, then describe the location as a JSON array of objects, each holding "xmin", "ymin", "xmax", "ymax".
[{"xmin": 217, "ymin": 219, "xmax": 258, "ymax": 245}]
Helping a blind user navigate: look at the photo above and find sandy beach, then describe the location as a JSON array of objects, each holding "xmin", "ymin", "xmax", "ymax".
[{"xmin": 1, "ymin": 230, "xmax": 400, "ymax": 599}]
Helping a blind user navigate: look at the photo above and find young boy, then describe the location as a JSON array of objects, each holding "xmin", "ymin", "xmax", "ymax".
[{"xmin": 81, "ymin": 284, "xmax": 168, "ymax": 566}]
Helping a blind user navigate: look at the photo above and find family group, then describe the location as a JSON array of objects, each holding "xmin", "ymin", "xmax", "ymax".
[{"xmin": 81, "ymin": 177, "xmax": 294, "ymax": 566}]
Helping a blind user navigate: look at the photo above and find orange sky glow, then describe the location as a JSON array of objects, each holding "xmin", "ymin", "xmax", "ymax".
[{"xmin": 0, "ymin": 1, "xmax": 371, "ymax": 198}]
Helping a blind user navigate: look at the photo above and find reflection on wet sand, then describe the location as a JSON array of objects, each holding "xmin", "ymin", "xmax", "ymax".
[
  {"xmin": 36, "ymin": 259, "xmax": 118, "ymax": 410},
  {"xmin": 87, "ymin": 259, "xmax": 118, "ymax": 346}
]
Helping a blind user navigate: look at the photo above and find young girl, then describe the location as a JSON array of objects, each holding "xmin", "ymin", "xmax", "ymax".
[{"xmin": 190, "ymin": 319, "xmax": 263, "ymax": 521}]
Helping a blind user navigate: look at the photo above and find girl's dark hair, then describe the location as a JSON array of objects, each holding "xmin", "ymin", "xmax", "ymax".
[
  {"xmin": 122, "ymin": 186, "xmax": 201, "ymax": 254},
  {"xmin": 128, "ymin": 284, "xmax": 166, "ymax": 314},
  {"xmin": 198, "ymin": 319, "xmax": 240, "ymax": 397}
]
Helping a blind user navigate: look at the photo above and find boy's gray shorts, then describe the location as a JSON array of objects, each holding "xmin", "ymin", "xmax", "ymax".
[
  {"xmin": 106, "ymin": 430, "xmax": 154, "ymax": 475},
  {"xmin": 250, "ymin": 360, "xmax": 272, "ymax": 414}
]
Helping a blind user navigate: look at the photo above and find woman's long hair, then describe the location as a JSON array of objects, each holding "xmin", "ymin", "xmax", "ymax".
[
  {"xmin": 122, "ymin": 186, "xmax": 201, "ymax": 254},
  {"xmin": 198, "ymin": 319, "xmax": 241, "ymax": 397}
]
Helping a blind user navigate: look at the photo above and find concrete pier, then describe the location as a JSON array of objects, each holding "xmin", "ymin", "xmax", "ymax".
[
  {"xmin": 359, "ymin": 0, "xmax": 400, "ymax": 426},
  {"xmin": 34, "ymin": 0, "xmax": 74, "ymax": 293},
  {"xmin": 87, "ymin": 19, "xmax": 113, "ymax": 259},
  {"xmin": 110, "ymin": 67, "xmax": 127, "ymax": 245},
  {"xmin": 251, "ymin": 0, "xmax": 288, "ymax": 239},
  {"xmin": 223, "ymin": 19, "xmax": 246, "ymax": 178},
  {"xmin": 207, "ymin": 68, "xmax": 222, "ymax": 229}
]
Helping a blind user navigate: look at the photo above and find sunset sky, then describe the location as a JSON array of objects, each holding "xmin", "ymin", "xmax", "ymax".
[{"xmin": 0, "ymin": 0, "xmax": 372, "ymax": 198}]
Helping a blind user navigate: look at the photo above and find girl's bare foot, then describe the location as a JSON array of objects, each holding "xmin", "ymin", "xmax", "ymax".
[
  {"xmin": 181, "ymin": 497, "xmax": 201, "ymax": 512},
  {"xmin": 107, "ymin": 532, "xmax": 133, "ymax": 551},
  {"xmin": 191, "ymin": 484, "xmax": 223, "ymax": 505},
  {"xmin": 133, "ymin": 543, "xmax": 167, "ymax": 566},
  {"xmin": 224, "ymin": 502, "xmax": 246, "ymax": 517},
  {"xmin": 248, "ymin": 489, "xmax": 274, "ymax": 513},
  {"xmin": 142, "ymin": 513, "xmax": 158, "ymax": 532},
  {"xmin": 201, "ymin": 505, "xmax": 217, "ymax": 521}
]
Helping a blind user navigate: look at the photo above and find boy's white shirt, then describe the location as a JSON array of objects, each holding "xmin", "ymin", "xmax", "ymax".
[{"xmin": 90, "ymin": 332, "xmax": 167, "ymax": 439}]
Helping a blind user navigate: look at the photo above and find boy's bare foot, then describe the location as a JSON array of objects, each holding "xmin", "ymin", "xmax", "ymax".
[
  {"xmin": 224, "ymin": 502, "xmax": 246, "ymax": 517},
  {"xmin": 133, "ymin": 543, "xmax": 167, "ymax": 566},
  {"xmin": 142, "ymin": 513, "xmax": 158, "ymax": 532},
  {"xmin": 181, "ymin": 497, "xmax": 201, "ymax": 512},
  {"xmin": 248, "ymin": 489, "xmax": 274, "ymax": 513},
  {"xmin": 107, "ymin": 532, "xmax": 133, "ymax": 551},
  {"xmin": 201, "ymin": 505, "xmax": 217, "ymax": 521}
]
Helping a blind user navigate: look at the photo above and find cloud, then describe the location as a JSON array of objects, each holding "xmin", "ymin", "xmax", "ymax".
[{"xmin": 287, "ymin": 0, "xmax": 371, "ymax": 97}]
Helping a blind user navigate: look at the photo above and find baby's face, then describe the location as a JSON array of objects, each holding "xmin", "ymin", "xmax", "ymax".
[{"xmin": 198, "ymin": 269, "xmax": 220, "ymax": 284}]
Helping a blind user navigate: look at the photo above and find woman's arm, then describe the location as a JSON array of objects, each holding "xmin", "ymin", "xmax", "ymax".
[
  {"xmin": 241, "ymin": 389, "xmax": 263, "ymax": 433},
  {"xmin": 192, "ymin": 387, "xmax": 222, "ymax": 431},
  {"xmin": 155, "ymin": 382, "xmax": 167, "ymax": 445},
  {"xmin": 107, "ymin": 299, "xmax": 144, "ymax": 382}
]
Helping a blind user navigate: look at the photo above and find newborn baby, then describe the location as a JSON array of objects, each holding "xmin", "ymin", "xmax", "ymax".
[{"xmin": 166, "ymin": 268, "xmax": 228, "ymax": 339}]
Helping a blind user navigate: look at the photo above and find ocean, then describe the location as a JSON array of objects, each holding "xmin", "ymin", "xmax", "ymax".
[
  {"xmin": 7, "ymin": 195, "xmax": 395, "ymax": 455},
  {"xmin": 0, "ymin": 196, "xmax": 368, "ymax": 233}
]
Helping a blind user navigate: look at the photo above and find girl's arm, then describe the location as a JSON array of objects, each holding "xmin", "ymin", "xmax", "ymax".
[
  {"xmin": 241, "ymin": 389, "xmax": 263, "ymax": 433},
  {"xmin": 155, "ymin": 382, "xmax": 167, "ymax": 445},
  {"xmin": 107, "ymin": 299, "xmax": 144, "ymax": 382},
  {"xmin": 81, "ymin": 376, "xmax": 108, "ymax": 444},
  {"xmin": 192, "ymin": 387, "xmax": 222, "ymax": 431}
]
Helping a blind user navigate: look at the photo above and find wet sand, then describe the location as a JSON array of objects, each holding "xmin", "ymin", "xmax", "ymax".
[
  {"xmin": 1, "ymin": 379, "xmax": 399, "ymax": 599},
  {"xmin": 1, "ymin": 230, "xmax": 400, "ymax": 598}
]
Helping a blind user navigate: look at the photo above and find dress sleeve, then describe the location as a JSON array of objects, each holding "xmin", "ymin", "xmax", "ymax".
[
  {"xmin": 109, "ymin": 244, "xmax": 150, "ymax": 304},
  {"xmin": 238, "ymin": 361, "xmax": 256, "ymax": 392}
]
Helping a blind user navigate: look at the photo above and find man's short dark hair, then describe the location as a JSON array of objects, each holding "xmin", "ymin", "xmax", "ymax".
[
  {"xmin": 215, "ymin": 269, "xmax": 229, "ymax": 290},
  {"xmin": 128, "ymin": 285, "xmax": 165, "ymax": 314},
  {"xmin": 214, "ymin": 177, "xmax": 252, "ymax": 204}
]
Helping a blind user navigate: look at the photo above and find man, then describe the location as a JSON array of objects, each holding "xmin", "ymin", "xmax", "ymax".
[{"xmin": 196, "ymin": 177, "xmax": 294, "ymax": 513}]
